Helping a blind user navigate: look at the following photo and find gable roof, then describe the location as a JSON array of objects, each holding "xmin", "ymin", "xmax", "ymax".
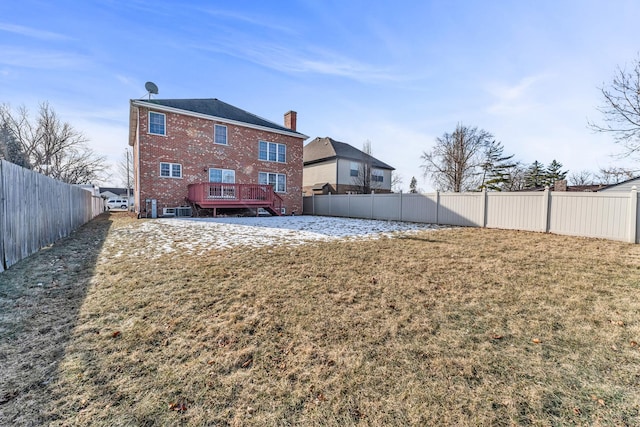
[
  {"xmin": 303, "ymin": 137, "xmax": 394, "ymax": 170},
  {"xmin": 99, "ymin": 187, "xmax": 132, "ymax": 197},
  {"xmin": 598, "ymin": 176, "xmax": 640, "ymax": 191},
  {"xmin": 130, "ymin": 98, "xmax": 307, "ymax": 138}
]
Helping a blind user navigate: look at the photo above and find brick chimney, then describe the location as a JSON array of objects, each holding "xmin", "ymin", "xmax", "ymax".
[
  {"xmin": 554, "ymin": 180, "xmax": 567, "ymax": 191},
  {"xmin": 284, "ymin": 110, "xmax": 297, "ymax": 131}
]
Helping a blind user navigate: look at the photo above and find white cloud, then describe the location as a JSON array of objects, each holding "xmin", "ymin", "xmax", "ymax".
[
  {"xmin": 0, "ymin": 22, "xmax": 70, "ymax": 40},
  {"xmin": 192, "ymin": 37, "xmax": 401, "ymax": 83},
  {"xmin": 196, "ymin": 8, "xmax": 299, "ymax": 35},
  {"xmin": 485, "ymin": 74, "xmax": 550, "ymax": 115},
  {"xmin": 0, "ymin": 46, "xmax": 88, "ymax": 69}
]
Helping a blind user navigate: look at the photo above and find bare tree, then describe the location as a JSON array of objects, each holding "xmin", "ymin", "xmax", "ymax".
[
  {"xmin": 501, "ymin": 162, "xmax": 528, "ymax": 191},
  {"xmin": 421, "ymin": 123, "xmax": 493, "ymax": 192},
  {"xmin": 117, "ymin": 148, "xmax": 134, "ymax": 189},
  {"xmin": 391, "ymin": 171, "xmax": 403, "ymax": 192},
  {"xmin": 588, "ymin": 55, "xmax": 640, "ymax": 159},
  {"xmin": 352, "ymin": 140, "xmax": 379, "ymax": 193},
  {"xmin": 568, "ymin": 170, "xmax": 595, "ymax": 186},
  {"xmin": 0, "ymin": 102, "xmax": 106, "ymax": 184},
  {"xmin": 597, "ymin": 166, "xmax": 635, "ymax": 184}
]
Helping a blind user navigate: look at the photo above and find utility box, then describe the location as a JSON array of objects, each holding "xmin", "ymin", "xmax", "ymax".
[{"xmin": 144, "ymin": 199, "xmax": 157, "ymax": 218}]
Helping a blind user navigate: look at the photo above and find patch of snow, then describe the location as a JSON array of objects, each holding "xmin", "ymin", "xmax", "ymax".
[{"xmin": 101, "ymin": 215, "xmax": 446, "ymax": 259}]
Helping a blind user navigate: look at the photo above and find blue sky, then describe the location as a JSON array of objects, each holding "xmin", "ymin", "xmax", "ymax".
[{"xmin": 1, "ymin": 0, "xmax": 639, "ymax": 190}]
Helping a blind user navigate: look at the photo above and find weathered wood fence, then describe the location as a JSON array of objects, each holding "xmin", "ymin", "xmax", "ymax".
[
  {"xmin": 303, "ymin": 188, "xmax": 640, "ymax": 243},
  {"xmin": 0, "ymin": 160, "xmax": 104, "ymax": 272}
]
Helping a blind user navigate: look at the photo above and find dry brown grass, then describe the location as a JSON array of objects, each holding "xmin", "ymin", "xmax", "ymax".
[{"xmin": 2, "ymin": 213, "xmax": 640, "ymax": 426}]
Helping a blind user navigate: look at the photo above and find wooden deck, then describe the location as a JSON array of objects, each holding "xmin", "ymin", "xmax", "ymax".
[{"xmin": 187, "ymin": 183, "xmax": 283, "ymax": 216}]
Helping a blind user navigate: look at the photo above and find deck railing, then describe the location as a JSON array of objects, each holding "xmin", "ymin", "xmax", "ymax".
[{"xmin": 187, "ymin": 183, "xmax": 283, "ymax": 213}]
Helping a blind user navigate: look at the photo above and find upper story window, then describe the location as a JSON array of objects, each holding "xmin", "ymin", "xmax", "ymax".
[
  {"xmin": 259, "ymin": 141, "xmax": 286, "ymax": 163},
  {"xmin": 372, "ymin": 168, "xmax": 384, "ymax": 182},
  {"xmin": 214, "ymin": 124, "xmax": 227, "ymax": 145},
  {"xmin": 160, "ymin": 162, "xmax": 182, "ymax": 178},
  {"xmin": 149, "ymin": 112, "xmax": 166, "ymax": 135},
  {"xmin": 350, "ymin": 161, "xmax": 360, "ymax": 177}
]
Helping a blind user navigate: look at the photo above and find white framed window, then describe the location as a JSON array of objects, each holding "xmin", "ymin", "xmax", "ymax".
[
  {"xmin": 214, "ymin": 124, "xmax": 227, "ymax": 145},
  {"xmin": 259, "ymin": 141, "xmax": 286, "ymax": 163},
  {"xmin": 149, "ymin": 111, "xmax": 166, "ymax": 135},
  {"xmin": 350, "ymin": 161, "xmax": 360, "ymax": 177},
  {"xmin": 209, "ymin": 168, "xmax": 235, "ymax": 183},
  {"xmin": 259, "ymin": 172, "xmax": 286, "ymax": 192},
  {"xmin": 372, "ymin": 168, "xmax": 384, "ymax": 182},
  {"xmin": 160, "ymin": 162, "xmax": 181, "ymax": 178}
]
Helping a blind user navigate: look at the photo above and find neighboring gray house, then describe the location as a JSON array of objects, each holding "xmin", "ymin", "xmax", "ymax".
[
  {"xmin": 303, "ymin": 137, "xmax": 394, "ymax": 195},
  {"xmin": 598, "ymin": 177, "xmax": 640, "ymax": 192}
]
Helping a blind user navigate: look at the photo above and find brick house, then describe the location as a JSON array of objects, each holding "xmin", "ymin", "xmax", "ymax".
[
  {"xmin": 303, "ymin": 137, "xmax": 395, "ymax": 195},
  {"xmin": 128, "ymin": 98, "xmax": 308, "ymax": 216}
]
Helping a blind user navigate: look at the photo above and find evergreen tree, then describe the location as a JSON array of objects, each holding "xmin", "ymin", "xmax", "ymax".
[
  {"xmin": 524, "ymin": 160, "xmax": 546, "ymax": 188},
  {"xmin": 478, "ymin": 141, "xmax": 516, "ymax": 191},
  {"xmin": 409, "ymin": 176, "xmax": 418, "ymax": 193},
  {"xmin": 545, "ymin": 159, "xmax": 568, "ymax": 185},
  {"xmin": 0, "ymin": 123, "xmax": 29, "ymax": 168}
]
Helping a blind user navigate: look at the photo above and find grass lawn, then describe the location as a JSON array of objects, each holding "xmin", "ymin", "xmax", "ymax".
[{"xmin": 1, "ymin": 213, "xmax": 640, "ymax": 426}]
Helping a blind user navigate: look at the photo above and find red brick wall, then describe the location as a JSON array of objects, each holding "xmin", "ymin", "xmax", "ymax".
[{"xmin": 134, "ymin": 106, "xmax": 305, "ymax": 215}]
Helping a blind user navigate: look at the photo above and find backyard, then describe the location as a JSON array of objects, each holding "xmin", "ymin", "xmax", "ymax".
[{"xmin": 1, "ymin": 213, "xmax": 639, "ymax": 426}]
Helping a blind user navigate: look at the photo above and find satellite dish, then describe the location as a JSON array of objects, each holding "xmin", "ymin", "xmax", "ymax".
[{"xmin": 144, "ymin": 81, "xmax": 159, "ymax": 99}]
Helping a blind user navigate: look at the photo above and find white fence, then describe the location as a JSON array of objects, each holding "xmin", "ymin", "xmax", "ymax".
[
  {"xmin": 303, "ymin": 188, "xmax": 640, "ymax": 244},
  {"xmin": 0, "ymin": 160, "xmax": 104, "ymax": 272}
]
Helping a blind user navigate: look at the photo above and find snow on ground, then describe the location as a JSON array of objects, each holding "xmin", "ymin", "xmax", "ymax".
[{"xmin": 103, "ymin": 215, "xmax": 446, "ymax": 259}]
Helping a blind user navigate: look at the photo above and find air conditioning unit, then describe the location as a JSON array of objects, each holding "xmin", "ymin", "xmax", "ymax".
[
  {"xmin": 175, "ymin": 207, "xmax": 192, "ymax": 217},
  {"xmin": 162, "ymin": 207, "xmax": 176, "ymax": 217},
  {"xmin": 162, "ymin": 207, "xmax": 192, "ymax": 217}
]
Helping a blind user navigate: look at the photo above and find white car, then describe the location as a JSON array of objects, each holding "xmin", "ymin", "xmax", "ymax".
[{"xmin": 106, "ymin": 198, "xmax": 129, "ymax": 210}]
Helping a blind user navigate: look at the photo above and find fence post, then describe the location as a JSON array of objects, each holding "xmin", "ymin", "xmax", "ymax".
[
  {"xmin": 0, "ymin": 161, "xmax": 4, "ymax": 272},
  {"xmin": 436, "ymin": 191, "xmax": 440, "ymax": 225},
  {"xmin": 542, "ymin": 186, "xmax": 551, "ymax": 233},
  {"xmin": 370, "ymin": 190, "xmax": 374, "ymax": 219},
  {"xmin": 482, "ymin": 188, "xmax": 488, "ymax": 227},
  {"xmin": 348, "ymin": 192, "xmax": 351, "ymax": 217},
  {"xmin": 328, "ymin": 192, "xmax": 332, "ymax": 216},
  {"xmin": 312, "ymin": 193, "xmax": 315, "ymax": 215},
  {"xmin": 629, "ymin": 186, "xmax": 638, "ymax": 243},
  {"xmin": 399, "ymin": 191, "xmax": 403, "ymax": 221}
]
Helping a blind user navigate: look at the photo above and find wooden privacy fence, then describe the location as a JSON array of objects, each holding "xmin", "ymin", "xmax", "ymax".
[
  {"xmin": 303, "ymin": 188, "xmax": 640, "ymax": 244},
  {"xmin": 0, "ymin": 160, "xmax": 104, "ymax": 272}
]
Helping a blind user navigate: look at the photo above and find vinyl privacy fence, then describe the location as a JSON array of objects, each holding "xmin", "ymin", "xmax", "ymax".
[
  {"xmin": 303, "ymin": 188, "xmax": 640, "ymax": 244},
  {"xmin": 0, "ymin": 160, "xmax": 104, "ymax": 272}
]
